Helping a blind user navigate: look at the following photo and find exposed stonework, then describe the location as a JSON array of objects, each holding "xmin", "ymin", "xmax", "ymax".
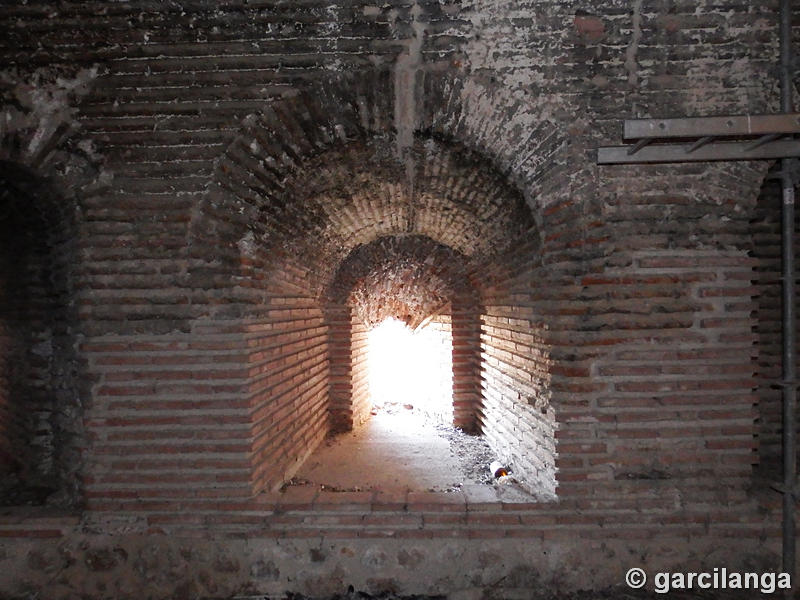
[{"xmin": 0, "ymin": 504, "xmax": 783, "ymax": 599}]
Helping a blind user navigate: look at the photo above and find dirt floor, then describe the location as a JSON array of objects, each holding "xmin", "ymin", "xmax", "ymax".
[{"xmin": 291, "ymin": 408, "xmax": 536, "ymax": 500}]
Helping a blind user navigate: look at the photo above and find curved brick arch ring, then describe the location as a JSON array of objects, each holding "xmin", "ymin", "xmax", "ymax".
[
  {"xmin": 188, "ymin": 71, "xmax": 541, "ymax": 302},
  {"xmin": 183, "ymin": 74, "xmax": 555, "ymax": 496}
]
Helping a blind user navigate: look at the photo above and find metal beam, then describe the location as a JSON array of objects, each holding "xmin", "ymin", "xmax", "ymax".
[
  {"xmin": 623, "ymin": 113, "xmax": 800, "ymax": 140},
  {"xmin": 779, "ymin": 0, "xmax": 797, "ymax": 584},
  {"xmin": 597, "ymin": 139, "xmax": 800, "ymax": 164}
]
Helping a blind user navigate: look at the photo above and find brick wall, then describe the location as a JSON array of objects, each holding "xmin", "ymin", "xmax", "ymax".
[
  {"xmin": 0, "ymin": 0, "xmax": 796, "ymax": 594},
  {"xmin": 350, "ymin": 315, "xmax": 372, "ymax": 429},
  {"xmin": 82, "ymin": 330, "xmax": 254, "ymax": 508},
  {"xmin": 449, "ymin": 303, "xmax": 481, "ymax": 430},
  {"xmin": 322, "ymin": 304, "xmax": 371, "ymax": 435},
  {"xmin": 477, "ymin": 233, "xmax": 558, "ymax": 497},
  {"xmin": 326, "ymin": 306, "xmax": 355, "ymax": 433},
  {"xmin": 0, "ymin": 490, "xmax": 782, "ymax": 599},
  {"xmin": 247, "ymin": 299, "xmax": 330, "ymax": 493}
]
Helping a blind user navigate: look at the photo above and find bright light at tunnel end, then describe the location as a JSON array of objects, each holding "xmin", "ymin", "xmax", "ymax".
[{"xmin": 367, "ymin": 317, "xmax": 453, "ymax": 424}]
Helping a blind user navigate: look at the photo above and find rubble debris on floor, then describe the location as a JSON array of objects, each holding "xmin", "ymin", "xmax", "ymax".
[{"xmin": 291, "ymin": 410, "xmax": 538, "ymax": 500}]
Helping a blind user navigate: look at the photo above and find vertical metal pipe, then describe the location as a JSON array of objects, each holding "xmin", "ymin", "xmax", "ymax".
[
  {"xmin": 781, "ymin": 0, "xmax": 794, "ymax": 114},
  {"xmin": 782, "ymin": 174, "xmax": 796, "ymax": 582},
  {"xmin": 779, "ymin": 0, "xmax": 797, "ymax": 582}
]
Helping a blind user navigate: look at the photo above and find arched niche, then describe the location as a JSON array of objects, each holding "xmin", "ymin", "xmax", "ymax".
[{"xmin": 0, "ymin": 161, "xmax": 82, "ymax": 507}]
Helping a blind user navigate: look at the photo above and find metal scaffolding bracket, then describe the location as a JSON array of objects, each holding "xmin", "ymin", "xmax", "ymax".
[
  {"xmin": 597, "ymin": 113, "xmax": 800, "ymax": 165},
  {"xmin": 625, "ymin": 113, "xmax": 800, "ymax": 139},
  {"xmin": 767, "ymin": 158, "xmax": 800, "ymax": 183},
  {"xmin": 599, "ymin": 138, "xmax": 800, "ymax": 164},
  {"xmin": 771, "ymin": 481, "xmax": 800, "ymax": 500}
]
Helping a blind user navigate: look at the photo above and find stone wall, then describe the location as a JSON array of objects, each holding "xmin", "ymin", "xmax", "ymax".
[{"xmin": 0, "ymin": 491, "xmax": 782, "ymax": 599}]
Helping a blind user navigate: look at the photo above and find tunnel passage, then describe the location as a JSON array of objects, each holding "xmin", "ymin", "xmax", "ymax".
[
  {"xmin": 0, "ymin": 162, "xmax": 82, "ymax": 506},
  {"xmin": 177, "ymin": 95, "xmax": 558, "ymax": 498},
  {"xmin": 367, "ymin": 316, "xmax": 454, "ymax": 425},
  {"xmin": 326, "ymin": 235, "xmax": 481, "ymax": 433}
]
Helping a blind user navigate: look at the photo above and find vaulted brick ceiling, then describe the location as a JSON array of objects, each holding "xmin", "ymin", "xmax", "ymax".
[
  {"xmin": 215, "ymin": 125, "xmax": 537, "ymax": 310},
  {"xmin": 327, "ymin": 234, "xmax": 474, "ymax": 329}
]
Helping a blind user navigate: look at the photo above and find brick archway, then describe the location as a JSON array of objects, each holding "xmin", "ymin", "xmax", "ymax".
[
  {"xmin": 180, "ymin": 83, "xmax": 556, "ymax": 496},
  {"xmin": 325, "ymin": 235, "xmax": 481, "ymax": 433}
]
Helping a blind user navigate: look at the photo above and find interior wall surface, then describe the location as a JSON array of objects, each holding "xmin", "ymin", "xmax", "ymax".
[{"xmin": 0, "ymin": 0, "xmax": 794, "ymax": 597}]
